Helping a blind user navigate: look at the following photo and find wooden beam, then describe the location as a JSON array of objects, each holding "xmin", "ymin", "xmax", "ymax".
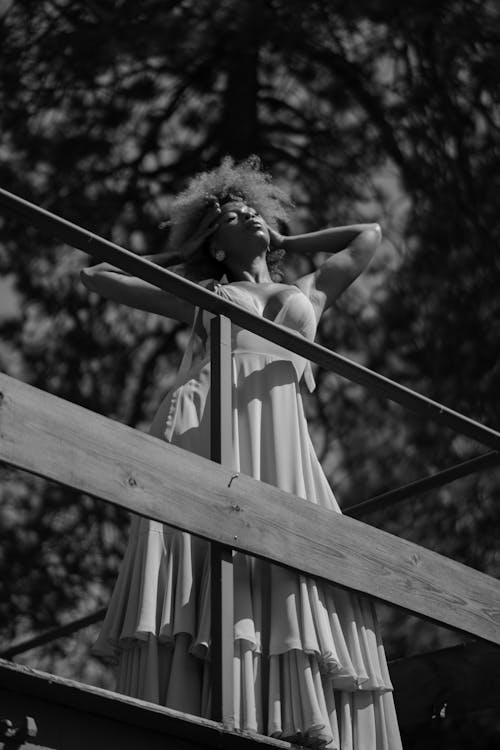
[
  {"xmin": 1, "ymin": 187, "xmax": 500, "ymax": 451},
  {"xmin": 0, "ymin": 659, "xmax": 290, "ymax": 750},
  {"xmin": 389, "ymin": 641, "xmax": 500, "ymax": 729},
  {"xmin": 1, "ymin": 372, "xmax": 500, "ymax": 644}
]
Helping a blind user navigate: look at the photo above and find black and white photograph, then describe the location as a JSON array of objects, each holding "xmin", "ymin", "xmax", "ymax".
[{"xmin": 0, "ymin": 2, "xmax": 499, "ymax": 748}]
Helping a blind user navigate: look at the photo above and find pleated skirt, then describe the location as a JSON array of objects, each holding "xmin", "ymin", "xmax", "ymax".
[{"xmin": 93, "ymin": 352, "xmax": 403, "ymax": 749}]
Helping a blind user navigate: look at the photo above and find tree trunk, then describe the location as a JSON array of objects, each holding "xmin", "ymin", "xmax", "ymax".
[{"xmin": 219, "ymin": 0, "xmax": 262, "ymax": 159}]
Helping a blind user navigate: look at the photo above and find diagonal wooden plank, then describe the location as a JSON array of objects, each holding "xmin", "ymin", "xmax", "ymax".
[
  {"xmin": 1, "ymin": 372, "xmax": 500, "ymax": 644},
  {"xmin": 0, "ymin": 659, "xmax": 291, "ymax": 750}
]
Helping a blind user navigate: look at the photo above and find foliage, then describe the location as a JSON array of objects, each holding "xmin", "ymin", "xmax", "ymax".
[{"xmin": 0, "ymin": 0, "xmax": 499, "ymax": 741}]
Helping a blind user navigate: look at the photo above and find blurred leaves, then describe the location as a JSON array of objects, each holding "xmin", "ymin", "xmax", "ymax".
[{"xmin": 0, "ymin": 3, "xmax": 499, "ymax": 739}]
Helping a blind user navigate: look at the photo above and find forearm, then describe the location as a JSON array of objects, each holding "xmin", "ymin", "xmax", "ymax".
[
  {"xmin": 298, "ymin": 225, "xmax": 381, "ymax": 310},
  {"xmin": 80, "ymin": 264, "xmax": 130, "ymax": 296},
  {"xmin": 281, "ymin": 224, "xmax": 379, "ymax": 256},
  {"xmin": 82, "ymin": 251, "xmax": 171, "ymax": 276},
  {"xmin": 79, "ymin": 264, "xmax": 194, "ymax": 322},
  {"xmin": 82, "ymin": 261, "xmax": 131, "ymax": 279}
]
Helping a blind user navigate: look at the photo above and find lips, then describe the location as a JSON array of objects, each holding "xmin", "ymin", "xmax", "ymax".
[{"xmin": 246, "ymin": 219, "xmax": 263, "ymax": 230}]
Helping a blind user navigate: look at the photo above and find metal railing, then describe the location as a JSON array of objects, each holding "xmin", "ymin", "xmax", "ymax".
[
  {"xmin": 1, "ymin": 188, "xmax": 500, "ymax": 451},
  {"xmin": 1, "ymin": 186, "xmax": 500, "ymax": 729}
]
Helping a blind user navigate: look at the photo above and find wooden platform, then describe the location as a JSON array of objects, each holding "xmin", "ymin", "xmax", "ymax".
[
  {"xmin": 389, "ymin": 640, "xmax": 500, "ymax": 728},
  {"xmin": 2, "ymin": 641, "xmax": 500, "ymax": 748},
  {"xmin": 0, "ymin": 659, "xmax": 290, "ymax": 750}
]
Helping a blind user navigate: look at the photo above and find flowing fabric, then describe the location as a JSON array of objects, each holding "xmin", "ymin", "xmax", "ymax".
[{"xmin": 93, "ymin": 283, "xmax": 403, "ymax": 749}]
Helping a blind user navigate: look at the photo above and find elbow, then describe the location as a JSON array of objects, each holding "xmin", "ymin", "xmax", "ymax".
[
  {"xmin": 364, "ymin": 223, "xmax": 382, "ymax": 245},
  {"xmin": 349, "ymin": 225, "xmax": 381, "ymax": 269},
  {"xmin": 363, "ymin": 224, "xmax": 382, "ymax": 255},
  {"xmin": 356, "ymin": 224, "xmax": 382, "ymax": 254},
  {"xmin": 80, "ymin": 266, "xmax": 98, "ymax": 292}
]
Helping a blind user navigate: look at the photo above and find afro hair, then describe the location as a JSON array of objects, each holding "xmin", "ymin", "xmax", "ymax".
[{"xmin": 163, "ymin": 156, "xmax": 292, "ymax": 281}]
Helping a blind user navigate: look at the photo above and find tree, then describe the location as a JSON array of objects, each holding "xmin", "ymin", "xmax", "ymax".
[{"xmin": 1, "ymin": 0, "xmax": 499, "ymax": 740}]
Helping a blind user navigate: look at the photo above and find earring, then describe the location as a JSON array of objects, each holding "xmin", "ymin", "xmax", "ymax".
[{"xmin": 214, "ymin": 248, "xmax": 226, "ymax": 262}]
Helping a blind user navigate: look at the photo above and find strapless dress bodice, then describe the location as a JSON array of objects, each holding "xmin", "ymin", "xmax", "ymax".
[
  {"xmin": 200, "ymin": 283, "xmax": 317, "ymax": 389},
  {"xmin": 204, "ymin": 282, "xmax": 316, "ymax": 341}
]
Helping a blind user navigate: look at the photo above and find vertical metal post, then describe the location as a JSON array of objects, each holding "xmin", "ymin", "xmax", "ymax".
[
  {"xmin": 260, "ymin": 561, "xmax": 271, "ymax": 734},
  {"xmin": 210, "ymin": 314, "xmax": 234, "ymax": 729}
]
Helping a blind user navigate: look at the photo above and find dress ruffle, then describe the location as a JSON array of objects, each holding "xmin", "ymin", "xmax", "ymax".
[{"xmin": 94, "ymin": 288, "xmax": 402, "ymax": 749}]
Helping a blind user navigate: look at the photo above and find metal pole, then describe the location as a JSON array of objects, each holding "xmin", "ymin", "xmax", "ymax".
[
  {"xmin": 0, "ymin": 608, "xmax": 106, "ymax": 659},
  {"xmin": 210, "ymin": 315, "xmax": 234, "ymax": 729},
  {"xmin": 346, "ymin": 450, "xmax": 500, "ymax": 518},
  {"xmin": 1, "ymin": 187, "xmax": 500, "ymax": 451}
]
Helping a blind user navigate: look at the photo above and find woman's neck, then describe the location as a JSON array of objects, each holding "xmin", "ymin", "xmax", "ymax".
[{"xmin": 225, "ymin": 255, "xmax": 272, "ymax": 284}]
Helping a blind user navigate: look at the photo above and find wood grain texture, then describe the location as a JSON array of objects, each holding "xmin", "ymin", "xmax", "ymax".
[
  {"xmin": 0, "ymin": 659, "xmax": 291, "ymax": 750},
  {"xmin": 1, "ymin": 372, "xmax": 500, "ymax": 644}
]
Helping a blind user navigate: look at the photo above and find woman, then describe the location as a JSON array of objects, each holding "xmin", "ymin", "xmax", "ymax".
[{"xmin": 82, "ymin": 157, "xmax": 402, "ymax": 750}]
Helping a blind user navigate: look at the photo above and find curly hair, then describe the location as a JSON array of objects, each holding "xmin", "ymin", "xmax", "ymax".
[{"xmin": 165, "ymin": 156, "xmax": 293, "ymax": 281}]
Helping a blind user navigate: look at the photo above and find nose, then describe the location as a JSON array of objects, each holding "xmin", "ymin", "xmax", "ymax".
[{"xmin": 242, "ymin": 207, "xmax": 258, "ymax": 221}]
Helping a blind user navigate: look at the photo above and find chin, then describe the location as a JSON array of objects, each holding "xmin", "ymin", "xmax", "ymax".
[{"xmin": 254, "ymin": 229, "xmax": 270, "ymax": 246}]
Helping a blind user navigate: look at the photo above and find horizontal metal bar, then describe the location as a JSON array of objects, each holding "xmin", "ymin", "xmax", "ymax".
[
  {"xmin": 346, "ymin": 451, "xmax": 500, "ymax": 518},
  {"xmin": 0, "ymin": 608, "xmax": 107, "ymax": 659},
  {"xmin": 2, "ymin": 187, "xmax": 500, "ymax": 450}
]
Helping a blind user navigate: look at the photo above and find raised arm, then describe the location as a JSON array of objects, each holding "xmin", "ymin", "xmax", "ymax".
[
  {"xmin": 80, "ymin": 262, "xmax": 195, "ymax": 324},
  {"xmin": 277, "ymin": 223, "xmax": 382, "ymax": 320},
  {"xmin": 80, "ymin": 198, "xmax": 221, "ymax": 325}
]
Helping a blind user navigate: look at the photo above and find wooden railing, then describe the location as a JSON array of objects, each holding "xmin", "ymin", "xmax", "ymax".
[
  {"xmin": 1, "ymin": 368, "xmax": 499, "ymax": 643},
  {"xmin": 1, "ymin": 187, "xmax": 500, "ymax": 733}
]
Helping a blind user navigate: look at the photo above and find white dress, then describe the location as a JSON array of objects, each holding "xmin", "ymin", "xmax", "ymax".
[{"xmin": 93, "ymin": 282, "xmax": 403, "ymax": 750}]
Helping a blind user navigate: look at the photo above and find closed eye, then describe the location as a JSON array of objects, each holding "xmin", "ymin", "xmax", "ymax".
[{"xmin": 220, "ymin": 205, "xmax": 259, "ymax": 223}]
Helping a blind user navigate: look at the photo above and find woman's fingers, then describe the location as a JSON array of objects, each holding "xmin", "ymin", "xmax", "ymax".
[
  {"xmin": 203, "ymin": 197, "xmax": 221, "ymax": 221},
  {"xmin": 180, "ymin": 197, "xmax": 222, "ymax": 258},
  {"xmin": 197, "ymin": 197, "xmax": 221, "ymax": 237},
  {"xmin": 268, "ymin": 225, "xmax": 284, "ymax": 249}
]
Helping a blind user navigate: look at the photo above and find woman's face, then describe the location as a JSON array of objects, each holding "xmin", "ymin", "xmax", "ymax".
[{"xmin": 211, "ymin": 200, "xmax": 270, "ymax": 259}]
